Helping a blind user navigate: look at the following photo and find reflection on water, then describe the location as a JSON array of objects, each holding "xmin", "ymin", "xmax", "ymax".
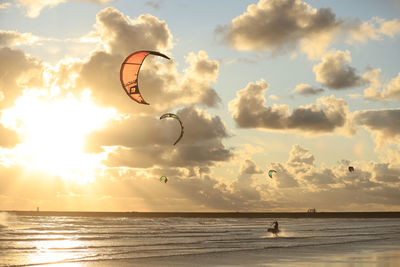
[
  {"xmin": 28, "ymin": 238, "xmax": 84, "ymax": 266},
  {"xmin": 1, "ymin": 215, "xmax": 399, "ymax": 266}
]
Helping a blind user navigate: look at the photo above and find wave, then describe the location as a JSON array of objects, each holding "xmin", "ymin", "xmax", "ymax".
[{"xmin": 9, "ymin": 236, "xmax": 395, "ymax": 267}]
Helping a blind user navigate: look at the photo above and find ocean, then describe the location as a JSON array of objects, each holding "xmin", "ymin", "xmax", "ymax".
[{"xmin": 1, "ymin": 212, "xmax": 400, "ymax": 266}]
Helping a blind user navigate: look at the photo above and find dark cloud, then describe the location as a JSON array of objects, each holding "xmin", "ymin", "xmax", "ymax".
[
  {"xmin": 240, "ymin": 159, "xmax": 263, "ymax": 175},
  {"xmin": 85, "ymin": 105, "xmax": 232, "ymax": 168},
  {"xmin": 313, "ymin": 50, "xmax": 363, "ymax": 89},
  {"xmin": 294, "ymin": 83, "xmax": 324, "ymax": 96},
  {"xmin": 354, "ymin": 109, "xmax": 400, "ymax": 146},
  {"xmin": 229, "ymin": 79, "xmax": 352, "ymax": 134},
  {"xmin": 216, "ymin": 0, "xmax": 341, "ymax": 53},
  {"xmin": 373, "ymin": 163, "xmax": 400, "ymax": 183}
]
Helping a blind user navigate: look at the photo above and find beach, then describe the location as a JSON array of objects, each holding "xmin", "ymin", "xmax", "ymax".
[{"xmin": 1, "ymin": 212, "xmax": 400, "ymax": 266}]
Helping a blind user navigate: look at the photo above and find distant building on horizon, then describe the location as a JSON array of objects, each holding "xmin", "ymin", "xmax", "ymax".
[
  {"xmin": 307, "ymin": 208, "xmax": 316, "ymax": 213},
  {"xmin": 36, "ymin": 207, "xmax": 39, "ymax": 212}
]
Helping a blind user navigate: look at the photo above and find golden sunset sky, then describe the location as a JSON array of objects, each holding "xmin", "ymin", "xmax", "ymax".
[{"xmin": 0, "ymin": 0, "xmax": 399, "ymax": 211}]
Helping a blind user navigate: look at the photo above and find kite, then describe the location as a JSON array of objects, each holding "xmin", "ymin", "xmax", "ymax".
[
  {"xmin": 160, "ymin": 176, "xmax": 168, "ymax": 183},
  {"xmin": 160, "ymin": 113, "xmax": 184, "ymax": 145},
  {"xmin": 348, "ymin": 166, "xmax": 354, "ymax": 172},
  {"xmin": 268, "ymin": 170, "xmax": 277, "ymax": 178},
  {"xmin": 120, "ymin": 50, "xmax": 170, "ymax": 105}
]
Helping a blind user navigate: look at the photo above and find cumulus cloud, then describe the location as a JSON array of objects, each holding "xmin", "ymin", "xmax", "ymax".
[
  {"xmin": 229, "ymin": 79, "xmax": 354, "ymax": 134},
  {"xmin": 0, "ymin": 47, "xmax": 43, "ymax": 108},
  {"xmin": 263, "ymin": 144, "xmax": 400, "ymax": 210},
  {"xmin": 293, "ymin": 83, "xmax": 324, "ymax": 96},
  {"xmin": 231, "ymin": 160, "xmax": 263, "ymax": 205},
  {"xmin": 354, "ymin": 109, "xmax": 400, "ymax": 148},
  {"xmin": 94, "ymin": 7, "xmax": 172, "ymax": 55},
  {"xmin": 85, "ymin": 105, "xmax": 232, "ymax": 169},
  {"xmin": 216, "ymin": 0, "xmax": 400, "ymax": 59},
  {"xmin": 66, "ymin": 8, "xmax": 221, "ymax": 115},
  {"xmin": 240, "ymin": 159, "xmax": 263, "ymax": 175},
  {"xmin": 364, "ymin": 71, "xmax": 400, "ymax": 100},
  {"xmin": 313, "ymin": 50, "xmax": 364, "ymax": 90},
  {"xmin": 216, "ymin": 0, "xmax": 342, "ymax": 57}
]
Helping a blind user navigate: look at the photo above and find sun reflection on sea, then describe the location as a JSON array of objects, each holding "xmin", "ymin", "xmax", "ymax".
[{"xmin": 28, "ymin": 237, "xmax": 86, "ymax": 266}]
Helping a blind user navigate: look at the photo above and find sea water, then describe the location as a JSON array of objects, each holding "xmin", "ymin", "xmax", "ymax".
[{"xmin": 1, "ymin": 213, "xmax": 400, "ymax": 266}]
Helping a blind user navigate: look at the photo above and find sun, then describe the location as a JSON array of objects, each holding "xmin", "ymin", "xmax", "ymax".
[{"xmin": 1, "ymin": 89, "xmax": 116, "ymax": 183}]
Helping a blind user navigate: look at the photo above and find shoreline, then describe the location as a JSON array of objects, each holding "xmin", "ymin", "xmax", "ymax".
[{"xmin": 3, "ymin": 210, "xmax": 400, "ymax": 218}]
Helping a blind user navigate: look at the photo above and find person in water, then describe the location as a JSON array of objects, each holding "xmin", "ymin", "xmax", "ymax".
[
  {"xmin": 267, "ymin": 220, "xmax": 280, "ymax": 236},
  {"xmin": 273, "ymin": 220, "xmax": 278, "ymax": 231}
]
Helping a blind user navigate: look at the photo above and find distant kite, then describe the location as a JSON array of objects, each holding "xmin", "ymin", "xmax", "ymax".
[
  {"xmin": 268, "ymin": 170, "xmax": 277, "ymax": 178},
  {"xmin": 120, "ymin": 51, "xmax": 170, "ymax": 105},
  {"xmin": 348, "ymin": 166, "xmax": 354, "ymax": 172},
  {"xmin": 160, "ymin": 176, "xmax": 168, "ymax": 183},
  {"xmin": 160, "ymin": 113, "xmax": 184, "ymax": 145}
]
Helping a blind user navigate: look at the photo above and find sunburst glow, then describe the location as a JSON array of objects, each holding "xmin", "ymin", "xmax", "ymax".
[{"xmin": 1, "ymin": 89, "xmax": 116, "ymax": 183}]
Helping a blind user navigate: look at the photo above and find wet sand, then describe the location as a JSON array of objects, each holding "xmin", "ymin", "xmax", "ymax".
[{"xmin": 70, "ymin": 242, "xmax": 400, "ymax": 267}]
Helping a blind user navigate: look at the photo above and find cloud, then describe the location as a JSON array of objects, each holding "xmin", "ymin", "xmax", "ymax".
[
  {"xmin": 0, "ymin": 47, "xmax": 43, "ymax": 108},
  {"xmin": 313, "ymin": 50, "xmax": 364, "ymax": 89},
  {"xmin": 262, "ymin": 144, "xmax": 400, "ymax": 211},
  {"xmin": 216, "ymin": 0, "xmax": 400, "ymax": 59},
  {"xmin": 372, "ymin": 163, "xmax": 400, "ymax": 183},
  {"xmin": 231, "ymin": 160, "xmax": 263, "ymax": 205},
  {"xmin": 216, "ymin": 0, "xmax": 342, "ymax": 57},
  {"xmin": 69, "ymin": 8, "xmax": 220, "ymax": 114},
  {"xmin": 229, "ymin": 79, "xmax": 354, "ymax": 134},
  {"xmin": 354, "ymin": 109, "xmax": 400, "ymax": 148},
  {"xmin": 364, "ymin": 71, "xmax": 400, "ymax": 101},
  {"xmin": 293, "ymin": 83, "xmax": 324, "ymax": 96},
  {"xmin": 347, "ymin": 17, "xmax": 400, "ymax": 43},
  {"xmin": 0, "ymin": 30, "xmax": 39, "ymax": 47},
  {"xmin": 240, "ymin": 159, "xmax": 263, "ymax": 175},
  {"xmin": 16, "ymin": 0, "xmax": 68, "ymax": 18},
  {"xmin": 94, "ymin": 7, "xmax": 172, "ymax": 56},
  {"xmin": 0, "ymin": 124, "xmax": 19, "ymax": 148},
  {"xmin": 145, "ymin": 0, "xmax": 162, "ymax": 10},
  {"xmin": 85, "ymin": 105, "xmax": 232, "ymax": 169},
  {"xmin": 16, "ymin": 0, "xmax": 114, "ymax": 18}
]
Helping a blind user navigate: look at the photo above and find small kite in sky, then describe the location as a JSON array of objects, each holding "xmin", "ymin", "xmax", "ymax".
[
  {"xmin": 160, "ymin": 176, "xmax": 168, "ymax": 183},
  {"xmin": 348, "ymin": 166, "xmax": 355, "ymax": 172},
  {"xmin": 160, "ymin": 113, "xmax": 184, "ymax": 145},
  {"xmin": 268, "ymin": 170, "xmax": 277, "ymax": 178},
  {"xmin": 120, "ymin": 50, "xmax": 170, "ymax": 105}
]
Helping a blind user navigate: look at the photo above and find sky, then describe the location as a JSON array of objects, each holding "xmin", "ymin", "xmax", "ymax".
[{"xmin": 0, "ymin": 0, "xmax": 399, "ymax": 212}]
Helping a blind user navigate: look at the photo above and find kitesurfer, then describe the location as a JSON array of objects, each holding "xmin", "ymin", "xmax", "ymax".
[{"xmin": 267, "ymin": 220, "xmax": 280, "ymax": 236}]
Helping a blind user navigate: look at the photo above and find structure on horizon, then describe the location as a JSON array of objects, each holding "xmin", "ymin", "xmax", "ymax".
[{"xmin": 307, "ymin": 208, "xmax": 316, "ymax": 213}]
